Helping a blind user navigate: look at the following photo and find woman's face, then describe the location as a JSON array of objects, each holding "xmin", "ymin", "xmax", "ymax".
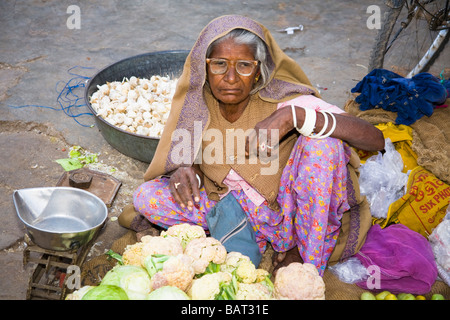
[{"xmin": 207, "ymin": 38, "xmax": 259, "ymax": 107}]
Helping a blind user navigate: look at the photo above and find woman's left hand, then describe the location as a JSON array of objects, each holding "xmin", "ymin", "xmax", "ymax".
[{"xmin": 169, "ymin": 166, "xmax": 202, "ymax": 211}]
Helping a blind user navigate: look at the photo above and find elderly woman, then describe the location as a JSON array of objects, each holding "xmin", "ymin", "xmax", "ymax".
[{"xmin": 121, "ymin": 15, "xmax": 384, "ymax": 275}]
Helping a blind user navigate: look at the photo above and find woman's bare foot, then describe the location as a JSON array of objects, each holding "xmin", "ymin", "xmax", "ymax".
[{"xmin": 272, "ymin": 247, "xmax": 303, "ymax": 276}]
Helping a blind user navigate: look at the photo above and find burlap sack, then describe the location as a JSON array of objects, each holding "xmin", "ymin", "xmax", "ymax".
[{"xmin": 80, "ymin": 230, "xmax": 137, "ymax": 286}]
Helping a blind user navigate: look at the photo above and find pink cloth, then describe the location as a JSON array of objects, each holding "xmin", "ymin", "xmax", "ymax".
[
  {"xmin": 221, "ymin": 169, "xmax": 266, "ymax": 206},
  {"xmin": 277, "ymin": 95, "xmax": 346, "ymax": 114}
]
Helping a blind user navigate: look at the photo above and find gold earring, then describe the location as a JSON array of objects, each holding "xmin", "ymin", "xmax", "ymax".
[{"xmin": 254, "ymin": 74, "xmax": 260, "ymax": 83}]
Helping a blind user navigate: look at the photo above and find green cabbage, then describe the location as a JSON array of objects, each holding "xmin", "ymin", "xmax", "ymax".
[
  {"xmin": 81, "ymin": 285, "xmax": 128, "ymax": 300},
  {"xmin": 101, "ymin": 265, "xmax": 151, "ymax": 300},
  {"xmin": 65, "ymin": 285, "xmax": 95, "ymax": 300},
  {"xmin": 147, "ymin": 286, "xmax": 191, "ymax": 300}
]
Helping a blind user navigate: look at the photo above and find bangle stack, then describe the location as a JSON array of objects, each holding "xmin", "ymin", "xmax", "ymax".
[{"xmin": 290, "ymin": 104, "xmax": 336, "ymax": 139}]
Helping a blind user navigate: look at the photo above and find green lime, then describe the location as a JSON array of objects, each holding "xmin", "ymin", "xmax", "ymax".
[
  {"xmin": 431, "ymin": 294, "xmax": 445, "ymax": 300},
  {"xmin": 398, "ymin": 293, "xmax": 415, "ymax": 300},
  {"xmin": 376, "ymin": 291, "xmax": 391, "ymax": 300},
  {"xmin": 360, "ymin": 291, "xmax": 376, "ymax": 300},
  {"xmin": 397, "ymin": 293, "xmax": 407, "ymax": 300}
]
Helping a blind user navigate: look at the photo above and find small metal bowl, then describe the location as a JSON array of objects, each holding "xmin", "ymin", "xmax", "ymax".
[{"xmin": 14, "ymin": 187, "xmax": 107, "ymax": 251}]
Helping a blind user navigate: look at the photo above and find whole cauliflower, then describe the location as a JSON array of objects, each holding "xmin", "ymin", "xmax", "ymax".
[
  {"xmin": 221, "ymin": 251, "xmax": 257, "ymax": 284},
  {"xmin": 160, "ymin": 223, "xmax": 206, "ymax": 249},
  {"xmin": 149, "ymin": 254, "xmax": 195, "ymax": 292},
  {"xmin": 188, "ymin": 271, "xmax": 232, "ymax": 300},
  {"xmin": 236, "ymin": 282, "xmax": 272, "ymax": 300},
  {"xmin": 274, "ymin": 262, "xmax": 325, "ymax": 300},
  {"xmin": 184, "ymin": 237, "xmax": 227, "ymax": 274}
]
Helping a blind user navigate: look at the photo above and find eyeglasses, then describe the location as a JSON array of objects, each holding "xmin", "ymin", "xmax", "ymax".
[{"xmin": 206, "ymin": 58, "xmax": 259, "ymax": 76}]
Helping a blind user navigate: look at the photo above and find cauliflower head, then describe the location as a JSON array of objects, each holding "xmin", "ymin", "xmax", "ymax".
[
  {"xmin": 255, "ymin": 268, "xmax": 271, "ymax": 283},
  {"xmin": 150, "ymin": 254, "xmax": 195, "ymax": 292},
  {"xmin": 220, "ymin": 251, "xmax": 257, "ymax": 284},
  {"xmin": 236, "ymin": 282, "xmax": 272, "ymax": 300},
  {"xmin": 160, "ymin": 223, "xmax": 206, "ymax": 249},
  {"xmin": 221, "ymin": 251, "xmax": 250, "ymax": 273},
  {"xmin": 122, "ymin": 235, "xmax": 183, "ymax": 267},
  {"xmin": 188, "ymin": 271, "xmax": 232, "ymax": 300},
  {"xmin": 274, "ymin": 262, "xmax": 325, "ymax": 300},
  {"xmin": 140, "ymin": 235, "xmax": 183, "ymax": 262},
  {"xmin": 235, "ymin": 260, "xmax": 257, "ymax": 284},
  {"xmin": 122, "ymin": 242, "xmax": 145, "ymax": 266},
  {"xmin": 184, "ymin": 237, "xmax": 227, "ymax": 274}
]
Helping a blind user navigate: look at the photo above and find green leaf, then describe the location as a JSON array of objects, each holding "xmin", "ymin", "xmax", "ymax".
[
  {"xmin": 196, "ymin": 261, "xmax": 221, "ymax": 278},
  {"xmin": 215, "ymin": 273, "xmax": 238, "ymax": 300},
  {"xmin": 261, "ymin": 274, "xmax": 274, "ymax": 294},
  {"xmin": 105, "ymin": 249, "xmax": 123, "ymax": 265},
  {"xmin": 69, "ymin": 146, "xmax": 82, "ymax": 159},
  {"xmin": 55, "ymin": 158, "xmax": 83, "ymax": 171},
  {"xmin": 56, "ymin": 145, "xmax": 99, "ymax": 171}
]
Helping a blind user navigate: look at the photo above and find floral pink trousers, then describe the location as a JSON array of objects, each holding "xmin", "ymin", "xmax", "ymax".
[{"xmin": 134, "ymin": 136, "xmax": 351, "ymax": 275}]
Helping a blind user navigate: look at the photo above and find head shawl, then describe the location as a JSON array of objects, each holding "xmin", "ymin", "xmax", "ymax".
[{"xmin": 144, "ymin": 15, "xmax": 318, "ymax": 180}]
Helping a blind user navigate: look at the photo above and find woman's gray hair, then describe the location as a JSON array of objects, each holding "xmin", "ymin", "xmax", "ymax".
[{"xmin": 206, "ymin": 29, "xmax": 270, "ymax": 94}]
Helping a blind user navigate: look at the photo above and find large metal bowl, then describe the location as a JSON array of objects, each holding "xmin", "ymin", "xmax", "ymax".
[
  {"xmin": 84, "ymin": 50, "xmax": 189, "ymax": 163},
  {"xmin": 14, "ymin": 187, "xmax": 108, "ymax": 251}
]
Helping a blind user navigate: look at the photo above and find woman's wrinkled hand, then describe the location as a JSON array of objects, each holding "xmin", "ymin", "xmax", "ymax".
[
  {"xmin": 169, "ymin": 166, "xmax": 202, "ymax": 211},
  {"xmin": 245, "ymin": 106, "xmax": 294, "ymax": 158}
]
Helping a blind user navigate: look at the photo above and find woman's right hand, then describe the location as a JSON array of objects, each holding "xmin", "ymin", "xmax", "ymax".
[
  {"xmin": 245, "ymin": 106, "xmax": 295, "ymax": 158},
  {"xmin": 169, "ymin": 166, "xmax": 202, "ymax": 211}
]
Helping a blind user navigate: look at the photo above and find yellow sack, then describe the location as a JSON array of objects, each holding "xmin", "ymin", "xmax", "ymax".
[
  {"xmin": 377, "ymin": 122, "xmax": 418, "ymax": 172},
  {"xmin": 357, "ymin": 122, "xmax": 418, "ymax": 173},
  {"xmin": 376, "ymin": 122, "xmax": 412, "ymax": 143},
  {"xmin": 374, "ymin": 166, "xmax": 450, "ymax": 237}
]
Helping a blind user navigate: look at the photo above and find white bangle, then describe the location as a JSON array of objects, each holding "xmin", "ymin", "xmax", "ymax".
[
  {"xmin": 196, "ymin": 173, "xmax": 202, "ymax": 188},
  {"xmin": 291, "ymin": 104, "xmax": 297, "ymax": 129},
  {"xmin": 310, "ymin": 110, "xmax": 328, "ymax": 138},
  {"xmin": 312, "ymin": 111, "xmax": 336, "ymax": 139},
  {"xmin": 297, "ymin": 107, "xmax": 316, "ymax": 137}
]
